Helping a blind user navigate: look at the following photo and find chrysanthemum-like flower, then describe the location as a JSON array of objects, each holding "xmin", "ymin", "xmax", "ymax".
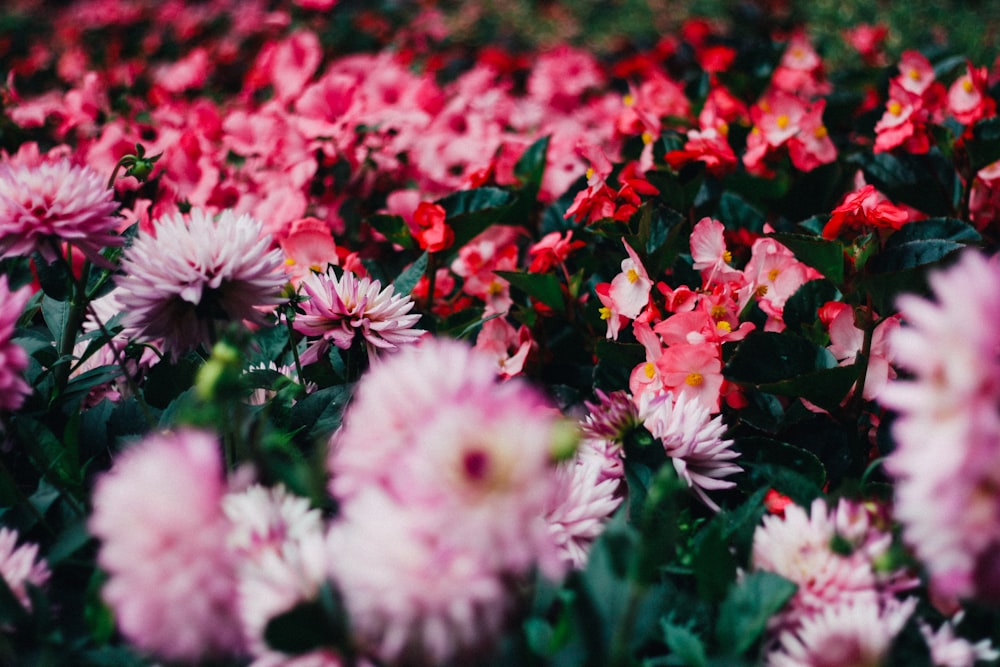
[
  {"xmin": 0, "ymin": 158, "xmax": 121, "ymax": 264},
  {"xmin": 328, "ymin": 337, "xmax": 566, "ymax": 576},
  {"xmin": 116, "ymin": 208, "xmax": 287, "ymax": 360},
  {"xmin": 638, "ymin": 391, "xmax": 741, "ymax": 510},
  {"xmin": 581, "ymin": 389, "xmax": 641, "ymax": 443},
  {"xmin": 0, "ymin": 276, "xmax": 32, "ymax": 411},
  {"xmin": 0, "ymin": 527, "xmax": 50, "ymax": 611},
  {"xmin": 765, "ymin": 597, "xmax": 917, "ymax": 667},
  {"xmin": 327, "ymin": 489, "xmax": 511, "ymax": 666},
  {"xmin": 921, "ymin": 613, "xmax": 1000, "ymax": 667},
  {"xmin": 879, "ymin": 250, "xmax": 1000, "ymax": 601},
  {"xmin": 294, "ymin": 267, "xmax": 423, "ymax": 365},
  {"xmin": 223, "ymin": 485, "xmax": 328, "ymax": 657},
  {"xmin": 89, "ymin": 429, "xmax": 244, "ymax": 661}
]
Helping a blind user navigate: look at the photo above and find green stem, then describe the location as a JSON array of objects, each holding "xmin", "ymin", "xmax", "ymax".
[
  {"xmin": 51, "ymin": 247, "xmax": 90, "ymax": 401},
  {"xmin": 609, "ymin": 583, "xmax": 644, "ymax": 667},
  {"xmin": 84, "ymin": 302, "xmax": 156, "ymax": 428}
]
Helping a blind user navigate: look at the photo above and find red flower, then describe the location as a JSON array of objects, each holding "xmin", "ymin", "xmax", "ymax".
[
  {"xmin": 410, "ymin": 202, "xmax": 454, "ymax": 253},
  {"xmin": 822, "ymin": 185, "xmax": 911, "ymax": 240}
]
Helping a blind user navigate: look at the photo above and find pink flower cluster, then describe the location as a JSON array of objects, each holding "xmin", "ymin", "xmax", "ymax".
[{"xmin": 0, "ymin": 276, "xmax": 32, "ymax": 412}]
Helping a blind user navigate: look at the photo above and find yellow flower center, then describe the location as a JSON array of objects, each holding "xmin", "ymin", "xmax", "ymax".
[
  {"xmin": 623, "ymin": 93, "xmax": 635, "ymax": 107},
  {"xmin": 908, "ymin": 68, "xmax": 921, "ymax": 81},
  {"xmin": 685, "ymin": 372, "xmax": 704, "ymax": 387},
  {"xmin": 599, "ymin": 306, "xmax": 612, "ymax": 320},
  {"xmin": 627, "ymin": 268, "xmax": 640, "ymax": 283},
  {"xmin": 586, "ymin": 167, "xmax": 595, "ymax": 180},
  {"xmin": 284, "ymin": 258, "xmax": 297, "ymax": 266},
  {"xmin": 756, "ymin": 285, "xmax": 769, "ymax": 297},
  {"xmin": 716, "ymin": 320, "xmax": 732, "ymax": 333},
  {"xmin": 710, "ymin": 304, "xmax": 727, "ymax": 319},
  {"xmin": 963, "ymin": 78, "xmax": 975, "ymax": 93},
  {"xmin": 718, "ymin": 121, "xmax": 729, "ymax": 137},
  {"xmin": 642, "ymin": 131, "xmax": 654, "ymax": 145},
  {"xmin": 722, "ymin": 250, "xmax": 732, "ymax": 263},
  {"xmin": 776, "ymin": 114, "xmax": 790, "ymax": 129},
  {"xmin": 888, "ymin": 100, "xmax": 903, "ymax": 116},
  {"xmin": 487, "ymin": 281, "xmax": 504, "ymax": 296},
  {"xmin": 768, "ymin": 268, "xmax": 781, "ymax": 281},
  {"xmin": 813, "ymin": 125, "xmax": 828, "ymax": 139},
  {"xmin": 644, "ymin": 362, "xmax": 656, "ymax": 379}
]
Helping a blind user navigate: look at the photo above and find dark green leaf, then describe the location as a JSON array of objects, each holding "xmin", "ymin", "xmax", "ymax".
[
  {"xmin": 593, "ymin": 340, "xmax": 645, "ymax": 393},
  {"xmin": 783, "ymin": 279, "xmax": 841, "ymax": 337},
  {"xmin": 514, "ymin": 135, "xmax": 550, "ymax": 190},
  {"xmin": 437, "ymin": 187, "xmax": 518, "ymax": 248},
  {"xmin": 392, "ymin": 252, "xmax": 428, "ymax": 297},
  {"xmin": 661, "ymin": 620, "xmax": 708, "ymax": 667},
  {"xmin": 884, "ymin": 217, "xmax": 981, "ymax": 246},
  {"xmin": 738, "ymin": 437, "xmax": 827, "ymax": 489},
  {"xmin": 724, "ymin": 331, "xmax": 838, "ymax": 385},
  {"xmin": 289, "ymin": 383, "xmax": 353, "ymax": 442},
  {"xmin": 757, "ymin": 365, "xmax": 859, "ymax": 412},
  {"xmin": 264, "ymin": 583, "xmax": 350, "ymax": 656},
  {"xmin": 494, "ymin": 270, "xmax": 565, "ymax": 312},
  {"xmin": 367, "ymin": 213, "xmax": 416, "ymax": 250},
  {"xmin": 966, "ymin": 116, "xmax": 1000, "ymax": 172},
  {"xmin": 717, "ymin": 192, "xmax": 765, "ymax": 233},
  {"xmin": 866, "ymin": 239, "xmax": 965, "ymax": 273},
  {"xmin": 634, "ymin": 464, "xmax": 685, "ymax": 584},
  {"xmin": 41, "ymin": 295, "xmax": 70, "ymax": 344},
  {"xmin": 692, "ymin": 520, "xmax": 736, "ymax": 603},
  {"xmin": 769, "ymin": 233, "xmax": 846, "ymax": 285},
  {"xmin": 33, "ymin": 254, "xmax": 71, "ymax": 301},
  {"xmin": 851, "ymin": 150, "xmax": 958, "ymax": 217},
  {"xmin": 715, "ymin": 571, "xmax": 797, "ymax": 655}
]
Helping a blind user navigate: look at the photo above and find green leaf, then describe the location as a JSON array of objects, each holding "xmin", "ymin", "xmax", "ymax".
[
  {"xmin": 367, "ymin": 213, "xmax": 416, "ymax": 250},
  {"xmin": 783, "ymin": 279, "xmax": 841, "ymax": 337},
  {"xmin": 289, "ymin": 383, "xmax": 353, "ymax": 442},
  {"xmin": 885, "ymin": 217, "xmax": 981, "ymax": 245},
  {"xmin": 661, "ymin": 620, "xmax": 708, "ymax": 667},
  {"xmin": 41, "ymin": 294, "xmax": 70, "ymax": 344},
  {"xmin": 692, "ymin": 520, "xmax": 737, "ymax": 603},
  {"xmin": 967, "ymin": 116, "xmax": 1000, "ymax": 171},
  {"xmin": 738, "ymin": 436, "xmax": 827, "ymax": 490},
  {"xmin": 593, "ymin": 340, "xmax": 645, "ymax": 393},
  {"xmin": 724, "ymin": 331, "xmax": 838, "ymax": 384},
  {"xmin": 514, "ymin": 135, "xmax": 550, "ymax": 190},
  {"xmin": 851, "ymin": 150, "xmax": 958, "ymax": 217},
  {"xmin": 634, "ymin": 464, "xmax": 685, "ymax": 584},
  {"xmin": 715, "ymin": 571, "xmax": 797, "ymax": 656},
  {"xmin": 717, "ymin": 191, "xmax": 765, "ymax": 233},
  {"xmin": 264, "ymin": 582, "xmax": 351, "ymax": 656},
  {"xmin": 757, "ymin": 365, "xmax": 859, "ymax": 412},
  {"xmin": 768, "ymin": 233, "xmax": 846, "ymax": 285},
  {"xmin": 437, "ymin": 187, "xmax": 519, "ymax": 248},
  {"xmin": 494, "ymin": 270, "xmax": 565, "ymax": 312},
  {"xmin": 866, "ymin": 239, "xmax": 965, "ymax": 273},
  {"xmin": 392, "ymin": 252, "xmax": 428, "ymax": 297}
]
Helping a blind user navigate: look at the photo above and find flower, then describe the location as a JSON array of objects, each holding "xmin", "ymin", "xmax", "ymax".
[
  {"xmin": 116, "ymin": 208, "xmax": 288, "ymax": 360},
  {"xmin": 409, "ymin": 201, "xmax": 454, "ymax": 253},
  {"xmin": 879, "ymin": 250, "xmax": 1000, "ymax": 601},
  {"xmin": 0, "ymin": 527, "xmax": 50, "ymax": 611},
  {"xmin": 638, "ymin": 391, "xmax": 741, "ymax": 510},
  {"xmin": 89, "ymin": 428, "xmax": 244, "ymax": 661},
  {"xmin": 690, "ymin": 217, "xmax": 742, "ymax": 287},
  {"xmin": 327, "ymin": 337, "xmax": 566, "ymax": 575},
  {"xmin": 607, "ymin": 239, "xmax": 652, "ymax": 320},
  {"xmin": 921, "ymin": 613, "xmax": 1000, "ymax": 667},
  {"xmin": 823, "ymin": 184, "xmax": 911, "ymax": 239},
  {"xmin": 0, "ymin": 276, "xmax": 32, "ymax": 411},
  {"xmin": 0, "ymin": 157, "xmax": 120, "ymax": 265},
  {"xmin": 293, "ymin": 267, "xmax": 424, "ymax": 364},
  {"xmin": 765, "ymin": 597, "xmax": 917, "ymax": 667}
]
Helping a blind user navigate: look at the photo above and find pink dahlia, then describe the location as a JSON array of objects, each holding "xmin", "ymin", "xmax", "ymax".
[
  {"xmin": 765, "ymin": 597, "xmax": 916, "ymax": 667},
  {"xmin": 0, "ymin": 157, "xmax": 121, "ymax": 265},
  {"xmin": 327, "ymin": 489, "xmax": 511, "ymax": 666},
  {"xmin": 116, "ymin": 208, "xmax": 287, "ymax": 360},
  {"xmin": 89, "ymin": 428, "xmax": 244, "ymax": 661},
  {"xmin": 638, "ymin": 391, "xmax": 741, "ymax": 510},
  {"xmin": 294, "ymin": 267, "xmax": 423, "ymax": 365},
  {"xmin": 0, "ymin": 276, "xmax": 32, "ymax": 411},
  {"xmin": 921, "ymin": 614, "xmax": 999, "ymax": 667},
  {"xmin": 0, "ymin": 527, "xmax": 50, "ymax": 611},
  {"xmin": 879, "ymin": 250, "xmax": 1000, "ymax": 600},
  {"xmin": 328, "ymin": 337, "xmax": 566, "ymax": 575}
]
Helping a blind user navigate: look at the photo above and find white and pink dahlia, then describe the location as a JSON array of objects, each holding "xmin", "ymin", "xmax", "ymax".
[
  {"xmin": 116, "ymin": 208, "xmax": 287, "ymax": 360},
  {"xmin": 879, "ymin": 249, "xmax": 1000, "ymax": 601},
  {"xmin": 0, "ymin": 276, "xmax": 32, "ymax": 411},
  {"xmin": 0, "ymin": 527, "xmax": 50, "ymax": 611},
  {"xmin": 89, "ymin": 429, "xmax": 244, "ymax": 661},
  {"xmin": 638, "ymin": 391, "xmax": 741, "ymax": 510},
  {"xmin": 328, "ymin": 338, "xmax": 566, "ymax": 573},
  {"xmin": 294, "ymin": 267, "xmax": 423, "ymax": 364},
  {"xmin": 921, "ymin": 614, "xmax": 999, "ymax": 667},
  {"xmin": 765, "ymin": 597, "xmax": 916, "ymax": 667},
  {"xmin": 327, "ymin": 489, "xmax": 511, "ymax": 666},
  {"xmin": 0, "ymin": 158, "xmax": 121, "ymax": 264}
]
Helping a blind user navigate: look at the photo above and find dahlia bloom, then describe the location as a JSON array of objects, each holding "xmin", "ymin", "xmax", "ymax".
[
  {"xmin": 921, "ymin": 614, "xmax": 999, "ymax": 667},
  {"xmin": 89, "ymin": 429, "xmax": 244, "ymax": 661},
  {"xmin": 116, "ymin": 208, "xmax": 288, "ymax": 360},
  {"xmin": 0, "ymin": 527, "xmax": 50, "ymax": 611},
  {"xmin": 0, "ymin": 157, "xmax": 120, "ymax": 265},
  {"xmin": 638, "ymin": 391, "xmax": 741, "ymax": 510},
  {"xmin": 294, "ymin": 267, "xmax": 423, "ymax": 364},
  {"xmin": 765, "ymin": 597, "xmax": 917, "ymax": 667},
  {"xmin": 328, "ymin": 337, "xmax": 567, "ymax": 576},
  {"xmin": 879, "ymin": 250, "xmax": 1000, "ymax": 601},
  {"xmin": 0, "ymin": 276, "xmax": 32, "ymax": 411}
]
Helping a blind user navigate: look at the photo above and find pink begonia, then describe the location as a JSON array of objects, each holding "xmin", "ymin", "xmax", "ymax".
[
  {"xmin": 608, "ymin": 239, "xmax": 652, "ymax": 320},
  {"xmin": 970, "ymin": 159, "xmax": 1000, "ymax": 231},
  {"xmin": 823, "ymin": 184, "xmax": 911, "ymax": 240},
  {"xmin": 879, "ymin": 250, "xmax": 1000, "ymax": 601},
  {"xmin": 770, "ymin": 31, "xmax": 831, "ymax": 97},
  {"xmin": 327, "ymin": 489, "xmax": 511, "ymax": 666},
  {"xmin": 327, "ymin": 337, "xmax": 566, "ymax": 576},
  {"xmin": 787, "ymin": 100, "xmax": 837, "ymax": 172},
  {"xmin": 654, "ymin": 342, "xmax": 724, "ymax": 413},
  {"xmin": 294, "ymin": 267, "xmax": 424, "ymax": 364},
  {"xmin": 527, "ymin": 46, "xmax": 604, "ymax": 113},
  {"xmin": 223, "ymin": 485, "xmax": 328, "ymax": 658},
  {"xmin": 638, "ymin": 391, "xmax": 741, "ymax": 510},
  {"xmin": 473, "ymin": 316, "xmax": 533, "ymax": 379},
  {"xmin": 897, "ymin": 50, "xmax": 937, "ymax": 95},
  {"xmin": 0, "ymin": 527, "xmax": 50, "ymax": 611},
  {"xmin": 545, "ymin": 436, "xmax": 624, "ymax": 569},
  {"xmin": 740, "ymin": 235, "xmax": 821, "ymax": 331},
  {"xmin": 752, "ymin": 498, "xmax": 910, "ymax": 621},
  {"xmin": 947, "ymin": 63, "xmax": 995, "ymax": 126},
  {"xmin": 116, "ymin": 208, "xmax": 288, "ymax": 360},
  {"xmin": 0, "ymin": 276, "xmax": 32, "ymax": 412},
  {"xmin": 450, "ymin": 225, "xmax": 520, "ymax": 315},
  {"xmin": 279, "ymin": 216, "xmax": 340, "ymax": 285},
  {"xmin": 89, "ymin": 429, "xmax": 245, "ymax": 661},
  {"xmin": 921, "ymin": 614, "xmax": 1000, "ymax": 667},
  {"xmin": 825, "ymin": 302, "xmax": 900, "ymax": 400},
  {"xmin": 151, "ymin": 46, "xmax": 211, "ymax": 94},
  {"xmin": 0, "ymin": 156, "xmax": 120, "ymax": 265},
  {"xmin": 690, "ymin": 217, "xmax": 743, "ymax": 287},
  {"xmin": 765, "ymin": 597, "xmax": 917, "ymax": 667},
  {"xmin": 528, "ymin": 230, "xmax": 585, "ymax": 274},
  {"xmin": 629, "ymin": 322, "xmax": 666, "ymax": 400},
  {"xmin": 247, "ymin": 30, "xmax": 323, "ymax": 104}
]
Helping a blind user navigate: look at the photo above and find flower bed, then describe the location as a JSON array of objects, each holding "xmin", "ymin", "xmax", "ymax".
[{"xmin": 1, "ymin": 2, "xmax": 999, "ymax": 665}]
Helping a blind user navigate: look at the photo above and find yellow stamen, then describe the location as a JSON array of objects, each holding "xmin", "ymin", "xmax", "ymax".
[
  {"xmin": 599, "ymin": 306, "xmax": 612, "ymax": 320},
  {"xmin": 710, "ymin": 304, "xmax": 727, "ymax": 319},
  {"xmin": 813, "ymin": 125, "xmax": 828, "ymax": 139},
  {"xmin": 284, "ymin": 258, "xmax": 296, "ymax": 266},
  {"xmin": 626, "ymin": 268, "xmax": 640, "ymax": 284},
  {"xmin": 756, "ymin": 285, "xmax": 769, "ymax": 297},
  {"xmin": 644, "ymin": 362, "xmax": 656, "ymax": 379},
  {"xmin": 623, "ymin": 93, "xmax": 635, "ymax": 107},
  {"xmin": 685, "ymin": 372, "xmax": 704, "ymax": 387},
  {"xmin": 487, "ymin": 281, "xmax": 504, "ymax": 296},
  {"xmin": 716, "ymin": 320, "xmax": 732, "ymax": 333},
  {"xmin": 768, "ymin": 268, "xmax": 781, "ymax": 281},
  {"xmin": 963, "ymin": 78, "xmax": 975, "ymax": 93},
  {"xmin": 776, "ymin": 114, "xmax": 789, "ymax": 130},
  {"xmin": 908, "ymin": 68, "xmax": 921, "ymax": 81},
  {"xmin": 888, "ymin": 100, "xmax": 903, "ymax": 116},
  {"xmin": 722, "ymin": 250, "xmax": 732, "ymax": 263},
  {"xmin": 641, "ymin": 131, "xmax": 653, "ymax": 145},
  {"xmin": 310, "ymin": 263, "xmax": 322, "ymax": 272},
  {"xmin": 586, "ymin": 167, "xmax": 595, "ymax": 180},
  {"xmin": 718, "ymin": 121, "xmax": 729, "ymax": 137}
]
